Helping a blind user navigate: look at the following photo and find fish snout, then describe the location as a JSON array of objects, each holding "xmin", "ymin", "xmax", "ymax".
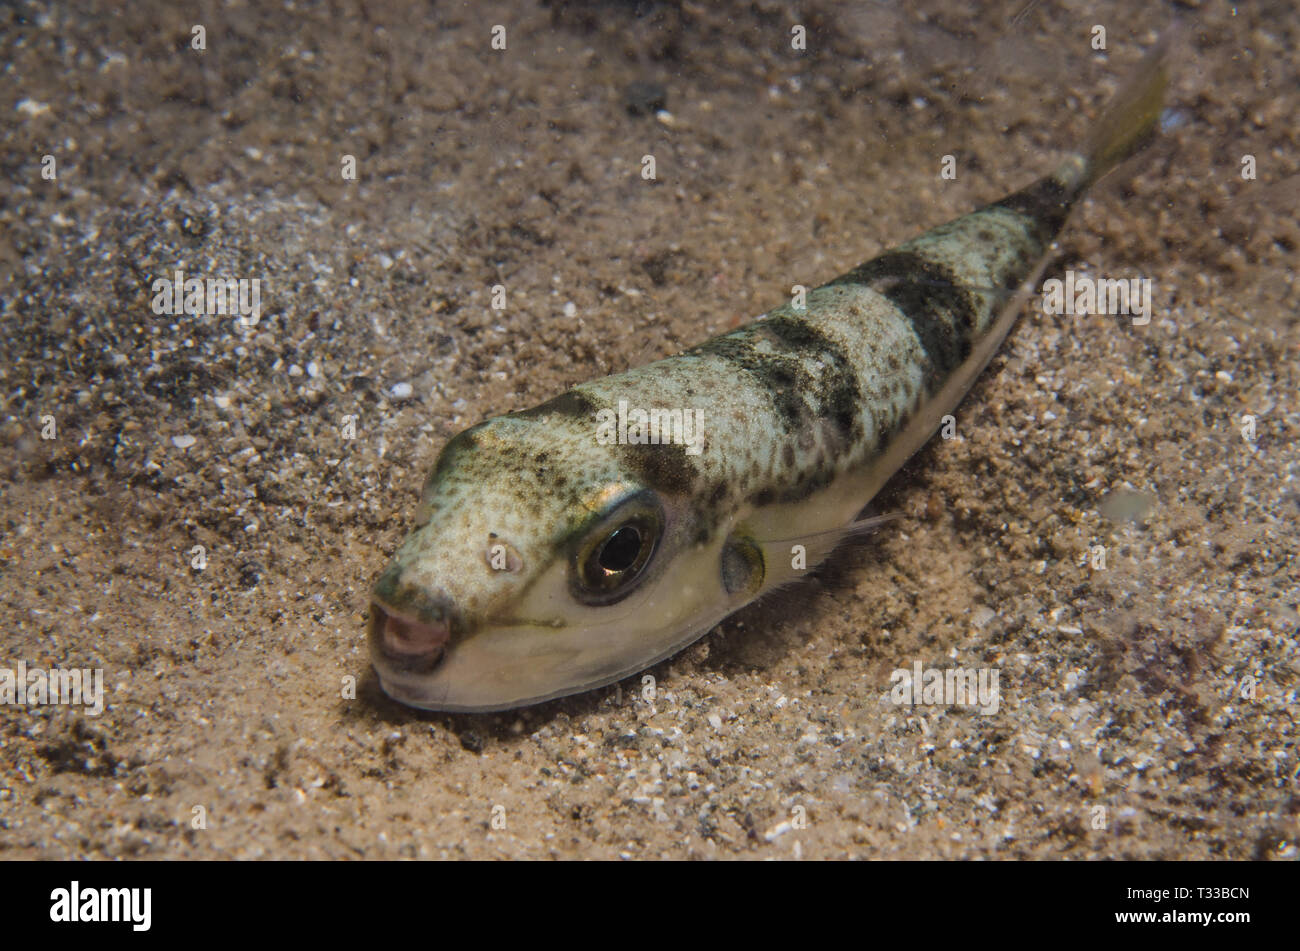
[
  {"xmin": 369, "ymin": 565, "xmax": 460, "ymax": 673},
  {"xmin": 370, "ymin": 602, "xmax": 452, "ymax": 673}
]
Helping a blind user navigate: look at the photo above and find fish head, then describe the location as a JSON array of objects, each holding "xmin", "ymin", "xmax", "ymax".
[{"xmin": 368, "ymin": 393, "xmax": 740, "ymax": 711}]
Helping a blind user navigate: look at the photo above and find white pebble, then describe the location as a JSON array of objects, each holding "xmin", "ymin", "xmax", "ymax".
[
  {"xmin": 171, "ymin": 435, "xmax": 196, "ymax": 449},
  {"xmin": 389, "ymin": 382, "xmax": 414, "ymax": 400},
  {"xmin": 288, "ymin": 364, "xmax": 303, "ymax": 377},
  {"xmin": 16, "ymin": 99, "xmax": 51, "ymax": 117},
  {"xmin": 563, "ymin": 301, "xmax": 577, "ymax": 318},
  {"xmin": 306, "ymin": 361, "xmax": 320, "ymax": 378},
  {"xmin": 764, "ymin": 820, "xmax": 792, "ymax": 842}
]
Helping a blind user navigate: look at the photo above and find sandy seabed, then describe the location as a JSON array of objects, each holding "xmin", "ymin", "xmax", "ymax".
[{"xmin": 1, "ymin": 0, "xmax": 1297, "ymax": 859}]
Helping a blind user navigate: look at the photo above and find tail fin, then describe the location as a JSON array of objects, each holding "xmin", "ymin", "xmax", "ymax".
[{"xmin": 1072, "ymin": 32, "xmax": 1175, "ymax": 190}]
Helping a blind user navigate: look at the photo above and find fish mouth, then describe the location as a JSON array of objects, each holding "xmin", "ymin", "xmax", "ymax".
[{"xmin": 369, "ymin": 602, "xmax": 451, "ymax": 675}]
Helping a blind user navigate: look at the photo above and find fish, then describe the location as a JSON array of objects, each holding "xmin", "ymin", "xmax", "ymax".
[{"xmin": 367, "ymin": 38, "xmax": 1171, "ymax": 712}]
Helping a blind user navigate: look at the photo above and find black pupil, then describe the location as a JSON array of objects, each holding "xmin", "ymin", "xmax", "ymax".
[{"xmin": 598, "ymin": 526, "xmax": 642, "ymax": 573}]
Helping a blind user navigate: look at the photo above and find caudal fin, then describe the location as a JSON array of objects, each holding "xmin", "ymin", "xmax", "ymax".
[{"xmin": 1075, "ymin": 31, "xmax": 1175, "ymax": 189}]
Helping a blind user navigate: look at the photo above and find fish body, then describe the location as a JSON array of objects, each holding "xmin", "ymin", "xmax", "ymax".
[{"xmin": 369, "ymin": 43, "xmax": 1169, "ymax": 711}]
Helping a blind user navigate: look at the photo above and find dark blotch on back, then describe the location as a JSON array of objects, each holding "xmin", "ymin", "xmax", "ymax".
[
  {"xmin": 992, "ymin": 176, "xmax": 1075, "ymax": 245},
  {"xmin": 426, "ymin": 422, "xmax": 484, "ymax": 486},
  {"xmin": 688, "ymin": 313, "xmax": 867, "ymax": 507},
  {"xmin": 689, "ymin": 315, "xmax": 861, "ymax": 444},
  {"xmin": 621, "ymin": 440, "xmax": 700, "ymax": 496},
  {"xmin": 695, "ymin": 332, "xmax": 805, "ymax": 431},
  {"xmin": 828, "ymin": 251, "xmax": 978, "ymax": 394},
  {"xmin": 761, "ymin": 315, "xmax": 862, "ymax": 443},
  {"xmin": 508, "ymin": 388, "xmax": 601, "ymax": 421}
]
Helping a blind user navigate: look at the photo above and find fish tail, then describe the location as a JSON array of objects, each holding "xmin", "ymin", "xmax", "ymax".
[
  {"xmin": 973, "ymin": 32, "xmax": 1175, "ymax": 272},
  {"xmin": 1075, "ymin": 30, "xmax": 1174, "ymax": 190}
]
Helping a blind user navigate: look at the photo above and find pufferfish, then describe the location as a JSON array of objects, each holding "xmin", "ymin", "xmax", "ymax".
[{"xmin": 368, "ymin": 39, "xmax": 1170, "ymax": 711}]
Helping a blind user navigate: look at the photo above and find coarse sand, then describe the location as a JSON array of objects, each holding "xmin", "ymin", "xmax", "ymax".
[{"xmin": 1, "ymin": 0, "xmax": 1297, "ymax": 859}]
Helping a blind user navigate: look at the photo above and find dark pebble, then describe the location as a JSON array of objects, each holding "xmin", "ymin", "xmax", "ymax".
[
  {"xmin": 624, "ymin": 80, "xmax": 667, "ymax": 116},
  {"xmin": 237, "ymin": 561, "xmax": 264, "ymax": 589}
]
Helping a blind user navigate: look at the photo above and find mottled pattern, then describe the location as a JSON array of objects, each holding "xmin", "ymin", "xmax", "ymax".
[
  {"xmin": 655, "ymin": 169, "xmax": 1083, "ymax": 508},
  {"xmin": 390, "ymin": 408, "xmax": 634, "ymax": 621},
  {"xmin": 363, "ymin": 29, "xmax": 1172, "ymax": 711},
  {"xmin": 829, "ymin": 250, "xmax": 983, "ymax": 394},
  {"xmin": 993, "ymin": 176, "xmax": 1076, "ymax": 244},
  {"xmin": 395, "ymin": 162, "xmax": 1103, "ymax": 645},
  {"xmin": 431, "ymin": 171, "xmax": 1081, "ymax": 537}
]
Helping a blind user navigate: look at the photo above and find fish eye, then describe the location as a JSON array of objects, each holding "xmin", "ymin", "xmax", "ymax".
[
  {"xmin": 598, "ymin": 525, "xmax": 643, "ymax": 572},
  {"xmin": 571, "ymin": 494, "xmax": 663, "ymax": 606}
]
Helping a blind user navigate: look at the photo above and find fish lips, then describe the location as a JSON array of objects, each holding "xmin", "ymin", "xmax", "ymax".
[{"xmin": 369, "ymin": 601, "xmax": 453, "ymax": 675}]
